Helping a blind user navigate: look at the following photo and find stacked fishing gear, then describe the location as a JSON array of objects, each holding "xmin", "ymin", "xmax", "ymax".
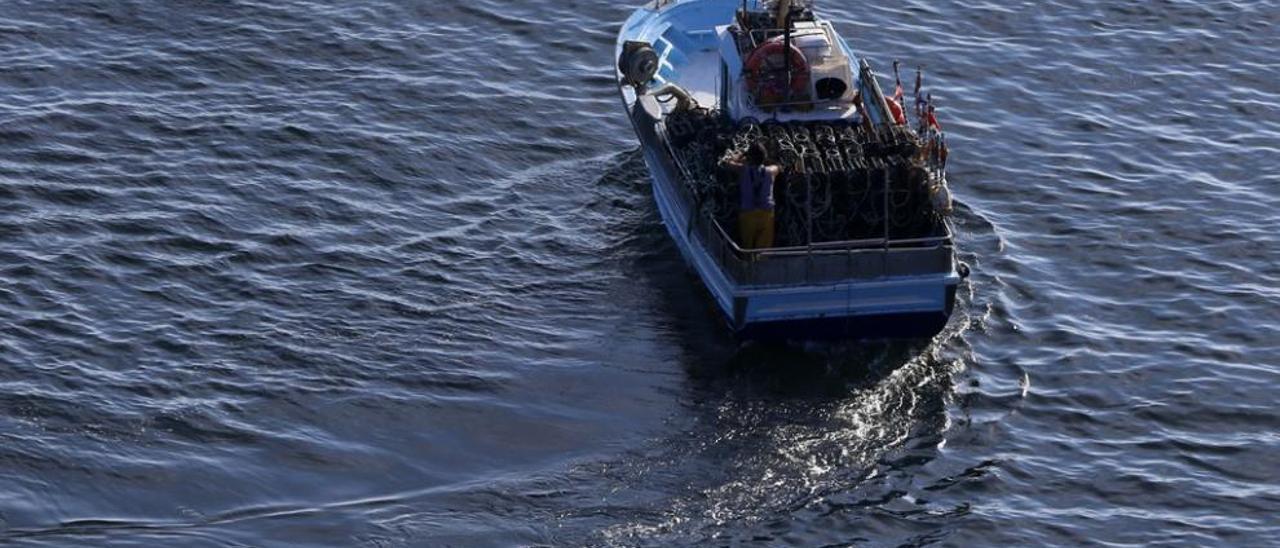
[{"xmin": 664, "ymin": 108, "xmax": 946, "ymax": 248}]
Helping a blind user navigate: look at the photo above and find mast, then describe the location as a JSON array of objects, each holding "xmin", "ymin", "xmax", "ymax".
[{"xmin": 779, "ymin": 0, "xmax": 793, "ymax": 104}]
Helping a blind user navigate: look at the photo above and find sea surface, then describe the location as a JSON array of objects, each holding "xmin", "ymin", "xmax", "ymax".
[{"xmin": 0, "ymin": 0, "xmax": 1277, "ymax": 546}]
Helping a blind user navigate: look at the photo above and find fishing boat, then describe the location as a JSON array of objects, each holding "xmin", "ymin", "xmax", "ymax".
[{"xmin": 615, "ymin": 0, "xmax": 965, "ymax": 340}]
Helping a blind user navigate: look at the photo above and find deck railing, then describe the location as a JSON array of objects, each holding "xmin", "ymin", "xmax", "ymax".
[{"xmin": 693, "ymin": 199, "xmax": 953, "ymax": 287}]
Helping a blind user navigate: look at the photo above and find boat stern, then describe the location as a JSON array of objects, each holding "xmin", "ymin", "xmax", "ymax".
[{"xmin": 731, "ymin": 272, "xmax": 961, "ymax": 340}]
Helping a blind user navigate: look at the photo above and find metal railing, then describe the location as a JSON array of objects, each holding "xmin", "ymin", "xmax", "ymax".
[{"xmin": 697, "ymin": 202, "xmax": 953, "ymax": 287}]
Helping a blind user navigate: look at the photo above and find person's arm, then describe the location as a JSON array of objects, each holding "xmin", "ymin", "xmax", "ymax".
[
  {"xmin": 719, "ymin": 151, "xmax": 745, "ymax": 172},
  {"xmin": 770, "ymin": 163, "xmax": 786, "ymax": 184}
]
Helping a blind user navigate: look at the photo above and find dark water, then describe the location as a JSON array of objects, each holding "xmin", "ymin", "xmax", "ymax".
[{"xmin": 1, "ymin": 0, "xmax": 1277, "ymax": 545}]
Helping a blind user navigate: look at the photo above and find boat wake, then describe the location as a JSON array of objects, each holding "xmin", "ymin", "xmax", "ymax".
[{"xmin": 562, "ymin": 152, "xmax": 1022, "ymax": 546}]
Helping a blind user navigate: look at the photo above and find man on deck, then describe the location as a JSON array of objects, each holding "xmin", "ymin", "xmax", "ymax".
[{"xmin": 720, "ymin": 142, "xmax": 783, "ymax": 250}]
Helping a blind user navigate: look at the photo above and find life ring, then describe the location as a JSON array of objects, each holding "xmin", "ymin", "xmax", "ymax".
[{"xmin": 744, "ymin": 38, "xmax": 809, "ymax": 106}]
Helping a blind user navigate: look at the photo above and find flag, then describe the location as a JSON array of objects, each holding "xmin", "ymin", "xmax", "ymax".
[
  {"xmin": 888, "ymin": 97, "xmax": 907, "ymax": 125},
  {"xmin": 892, "ymin": 60, "xmax": 906, "ymax": 111},
  {"xmin": 914, "ymin": 67, "xmax": 927, "ymax": 118},
  {"xmin": 926, "ymin": 103, "xmax": 942, "ymax": 132}
]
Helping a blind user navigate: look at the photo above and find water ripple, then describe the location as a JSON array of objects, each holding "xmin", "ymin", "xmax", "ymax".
[{"xmin": 0, "ymin": 0, "xmax": 1277, "ymax": 545}]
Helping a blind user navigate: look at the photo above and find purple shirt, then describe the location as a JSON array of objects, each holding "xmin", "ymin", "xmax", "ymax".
[{"xmin": 739, "ymin": 166, "xmax": 776, "ymax": 211}]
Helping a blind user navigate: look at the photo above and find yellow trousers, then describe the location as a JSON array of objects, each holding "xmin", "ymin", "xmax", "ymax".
[{"xmin": 738, "ymin": 209, "xmax": 775, "ymax": 249}]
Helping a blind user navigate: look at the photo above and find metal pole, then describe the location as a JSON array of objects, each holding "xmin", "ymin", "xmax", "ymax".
[
  {"xmin": 806, "ymin": 171, "xmax": 813, "ymax": 247},
  {"xmin": 883, "ymin": 169, "xmax": 890, "ymax": 245},
  {"xmin": 780, "ymin": 0, "xmax": 792, "ymax": 103},
  {"xmin": 882, "ymin": 169, "xmax": 890, "ymax": 277}
]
